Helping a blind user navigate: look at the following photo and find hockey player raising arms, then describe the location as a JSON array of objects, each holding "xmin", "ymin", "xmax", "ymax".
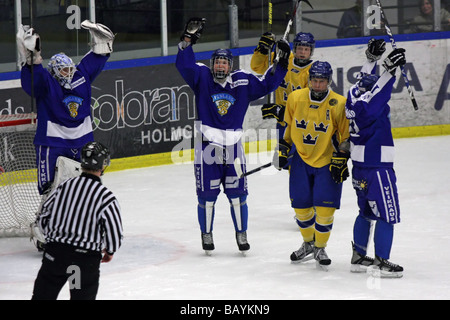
[
  {"xmin": 176, "ymin": 18, "xmax": 289, "ymax": 255},
  {"xmin": 251, "ymin": 32, "xmax": 316, "ymax": 137},
  {"xmin": 18, "ymin": 21, "xmax": 115, "ymax": 249},
  {"xmin": 347, "ymin": 39, "xmax": 405, "ymax": 278},
  {"xmin": 279, "ymin": 61, "xmax": 350, "ymax": 269}
]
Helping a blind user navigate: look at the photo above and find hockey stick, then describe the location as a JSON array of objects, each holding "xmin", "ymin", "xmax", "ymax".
[
  {"xmin": 29, "ymin": 0, "xmax": 36, "ymax": 122},
  {"xmin": 271, "ymin": 0, "xmax": 313, "ymax": 75},
  {"xmin": 375, "ymin": 0, "xmax": 419, "ymax": 111},
  {"xmin": 234, "ymin": 157, "xmax": 272, "ymax": 179}
]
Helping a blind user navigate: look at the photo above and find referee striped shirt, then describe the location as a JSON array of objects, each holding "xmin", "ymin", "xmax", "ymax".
[{"xmin": 38, "ymin": 172, "xmax": 123, "ymax": 254}]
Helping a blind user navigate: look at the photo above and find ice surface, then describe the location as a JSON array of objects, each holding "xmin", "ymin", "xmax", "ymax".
[{"xmin": 1, "ymin": 135, "xmax": 449, "ymax": 300}]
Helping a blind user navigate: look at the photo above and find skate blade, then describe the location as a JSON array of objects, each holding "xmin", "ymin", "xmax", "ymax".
[
  {"xmin": 367, "ymin": 266, "xmax": 403, "ymax": 278},
  {"xmin": 290, "ymin": 255, "xmax": 314, "ymax": 264},
  {"xmin": 316, "ymin": 261, "xmax": 330, "ymax": 272},
  {"xmin": 350, "ymin": 264, "xmax": 370, "ymax": 273},
  {"xmin": 204, "ymin": 250, "xmax": 213, "ymax": 256}
]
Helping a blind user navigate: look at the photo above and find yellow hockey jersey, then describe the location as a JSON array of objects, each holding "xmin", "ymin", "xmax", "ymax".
[
  {"xmin": 250, "ymin": 51, "xmax": 313, "ymax": 106},
  {"xmin": 284, "ymin": 88, "xmax": 349, "ymax": 168}
]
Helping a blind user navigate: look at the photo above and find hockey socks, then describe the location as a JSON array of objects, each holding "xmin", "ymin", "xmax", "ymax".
[
  {"xmin": 228, "ymin": 195, "xmax": 248, "ymax": 232},
  {"xmin": 198, "ymin": 197, "xmax": 216, "ymax": 234}
]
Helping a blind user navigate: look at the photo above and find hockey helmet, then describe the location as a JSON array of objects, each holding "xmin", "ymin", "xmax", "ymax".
[
  {"xmin": 81, "ymin": 141, "xmax": 111, "ymax": 172},
  {"xmin": 308, "ymin": 61, "xmax": 333, "ymax": 99},
  {"xmin": 293, "ymin": 32, "xmax": 315, "ymax": 62},
  {"xmin": 48, "ymin": 53, "xmax": 77, "ymax": 89},
  {"xmin": 210, "ymin": 49, "xmax": 233, "ymax": 80},
  {"xmin": 357, "ymin": 73, "xmax": 380, "ymax": 93}
]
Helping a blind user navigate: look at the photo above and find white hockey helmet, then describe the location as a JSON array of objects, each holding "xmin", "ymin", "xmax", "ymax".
[{"xmin": 47, "ymin": 53, "xmax": 77, "ymax": 89}]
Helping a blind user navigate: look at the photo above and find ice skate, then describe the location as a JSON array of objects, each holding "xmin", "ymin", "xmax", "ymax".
[
  {"xmin": 236, "ymin": 231, "xmax": 250, "ymax": 254},
  {"xmin": 369, "ymin": 255, "xmax": 403, "ymax": 278},
  {"xmin": 290, "ymin": 241, "xmax": 314, "ymax": 263},
  {"xmin": 350, "ymin": 242, "xmax": 374, "ymax": 273},
  {"xmin": 201, "ymin": 232, "xmax": 214, "ymax": 255},
  {"xmin": 314, "ymin": 246, "xmax": 331, "ymax": 271}
]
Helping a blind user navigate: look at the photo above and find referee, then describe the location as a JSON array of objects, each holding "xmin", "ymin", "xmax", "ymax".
[{"xmin": 31, "ymin": 141, "xmax": 123, "ymax": 300}]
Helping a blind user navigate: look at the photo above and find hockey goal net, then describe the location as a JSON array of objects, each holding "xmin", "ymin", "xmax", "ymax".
[{"xmin": 0, "ymin": 113, "xmax": 42, "ymax": 237}]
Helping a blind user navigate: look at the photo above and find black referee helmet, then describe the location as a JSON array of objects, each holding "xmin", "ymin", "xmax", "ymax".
[{"xmin": 81, "ymin": 141, "xmax": 111, "ymax": 171}]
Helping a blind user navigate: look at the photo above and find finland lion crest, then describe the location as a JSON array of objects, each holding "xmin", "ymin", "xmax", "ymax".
[
  {"xmin": 63, "ymin": 95, "xmax": 84, "ymax": 118},
  {"xmin": 211, "ymin": 93, "xmax": 236, "ymax": 116}
]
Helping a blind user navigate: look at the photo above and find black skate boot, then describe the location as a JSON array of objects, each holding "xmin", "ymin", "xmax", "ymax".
[
  {"xmin": 201, "ymin": 232, "xmax": 214, "ymax": 255},
  {"xmin": 350, "ymin": 242, "xmax": 374, "ymax": 273},
  {"xmin": 371, "ymin": 255, "xmax": 403, "ymax": 278},
  {"xmin": 236, "ymin": 231, "xmax": 250, "ymax": 253},
  {"xmin": 290, "ymin": 241, "xmax": 314, "ymax": 263}
]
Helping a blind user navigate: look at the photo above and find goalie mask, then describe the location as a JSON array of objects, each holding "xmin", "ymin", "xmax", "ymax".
[
  {"xmin": 293, "ymin": 32, "xmax": 315, "ymax": 64},
  {"xmin": 81, "ymin": 141, "xmax": 111, "ymax": 173},
  {"xmin": 48, "ymin": 53, "xmax": 77, "ymax": 89},
  {"xmin": 308, "ymin": 61, "xmax": 333, "ymax": 100},
  {"xmin": 210, "ymin": 49, "xmax": 233, "ymax": 81}
]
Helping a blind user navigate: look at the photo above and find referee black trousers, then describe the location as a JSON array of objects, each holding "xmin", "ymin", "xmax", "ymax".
[{"xmin": 32, "ymin": 242, "xmax": 102, "ymax": 300}]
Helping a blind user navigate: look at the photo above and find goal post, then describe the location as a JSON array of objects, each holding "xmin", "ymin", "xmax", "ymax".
[{"xmin": 0, "ymin": 113, "xmax": 42, "ymax": 237}]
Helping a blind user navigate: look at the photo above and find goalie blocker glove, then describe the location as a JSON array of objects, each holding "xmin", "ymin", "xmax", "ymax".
[
  {"xmin": 329, "ymin": 151, "xmax": 350, "ymax": 183},
  {"xmin": 273, "ymin": 139, "xmax": 291, "ymax": 170},
  {"xmin": 261, "ymin": 103, "xmax": 285, "ymax": 123},
  {"xmin": 81, "ymin": 20, "xmax": 115, "ymax": 55},
  {"xmin": 382, "ymin": 48, "xmax": 406, "ymax": 76},
  {"xmin": 181, "ymin": 17, "xmax": 206, "ymax": 45},
  {"xmin": 366, "ymin": 38, "xmax": 386, "ymax": 62},
  {"xmin": 255, "ymin": 32, "xmax": 275, "ymax": 55}
]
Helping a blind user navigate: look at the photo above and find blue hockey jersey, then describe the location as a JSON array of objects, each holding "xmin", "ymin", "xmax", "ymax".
[
  {"xmin": 346, "ymin": 71, "xmax": 396, "ymax": 168},
  {"xmin": 21, "ymin": 51, "xmax": 109, "ymax": 148},
  {"xmin": 176, "ymin": 45, "xmax": 287, "ymax": 146}
]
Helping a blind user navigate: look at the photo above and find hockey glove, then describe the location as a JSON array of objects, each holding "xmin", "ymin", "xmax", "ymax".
[
  {"xmin": 181, "ymin": 17, "xmax": 206, "ymax": 45},
  {"xmin": 329, "ymin": 151, "xmax": 350, "ymax": 183},
  {"xmin": 16, "ymin": 25, "xmax": 42, "ymax": 66},
  {"xmin": 366, "ymin": 38, "xmax": 386, "ymax": 62},
  {"xmin": 255, "ymin": 32, "xmax": 275, "ymax": 55},
  {"xmin": 383, "ymin": 48, "xmax": 406, "ymax": 76},
  {"xmin": 81, "ymin": 20, "xmax": 115, "ymax": 54},
  {"xmin": 273, "ymin": 139, "xmax": 291, "ymax": 171},
  {"xmin": 275, "ymin": 39, "xmax": 291, "ymax": 70},
  {"xmin": 261, "ymin": 103, "xmax": 285, "ymax": 122}
]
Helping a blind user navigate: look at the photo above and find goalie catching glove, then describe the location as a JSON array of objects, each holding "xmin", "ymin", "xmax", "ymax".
[
  {"xmin": 273, "ymin": 139, "xmax": 292, "ymax": 170},
  {"xmin": 329, "ymin": 151, "xmax": 350, "ymax": 183},
  {"xmin": 16, "ymin": 25, "xmax": 42, "ymax": 66},
  {"xmin": 81, "ymin": 20, "xmax": 115, "ymax": 55},
  {"xmin": 261, "ymin": 103, "xmax": 285, "ymax": 123},
  {"xmin": 181, "ymin": 17, "xmax": 206, "ymax": 45}
]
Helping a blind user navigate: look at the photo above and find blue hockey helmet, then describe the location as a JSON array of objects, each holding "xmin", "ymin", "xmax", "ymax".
[
  {"xmin": 210, "ymin": 48, "xmax": 233, "ymax": 80},
  {"xmin": 309, "ymin": 61, "xmax": 333, "ymax": 99},
  {"xmin": 357, "ymin": 73, "xmax": 380, "ymax": 93},
  {"xmin": 47, "ymin": 53, "xmax": 76, "ymax": 89},
  {"xmin": 309, "ymin": 61, "xmax": 333, "ymax": 82},
  {"xmin": 293, "ymin": 32, "xmax": 315, "ymax": 52}
]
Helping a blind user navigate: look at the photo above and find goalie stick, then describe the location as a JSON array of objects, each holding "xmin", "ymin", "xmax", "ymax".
[
  {"xmin": 271, "ymin": 0, "xmax": 313, "ymax": 75},
  {"xmin": 375, "ymin": 0, "xmax": 419, "ymax": 111}
]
